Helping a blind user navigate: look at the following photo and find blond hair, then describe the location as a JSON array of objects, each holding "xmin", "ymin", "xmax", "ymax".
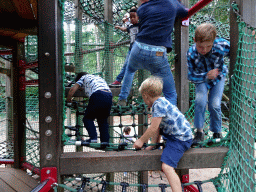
[
  {"xmin": 139, "ymin": 76, "xmax": 163, "ymax": 98},
  {"xmin": 195, "ymin": 23, "xmax": 216, "ymax": 42}
]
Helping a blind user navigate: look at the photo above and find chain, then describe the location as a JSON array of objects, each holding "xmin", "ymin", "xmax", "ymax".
[{"xmin": 231, "ymin": 1, "xmax": 256, "ymax": 30}]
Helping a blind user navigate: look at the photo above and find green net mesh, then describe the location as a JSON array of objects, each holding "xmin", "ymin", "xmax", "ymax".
[{"xmin": 0, "ymin": 0, "xmax": 255, "ymax": 191}]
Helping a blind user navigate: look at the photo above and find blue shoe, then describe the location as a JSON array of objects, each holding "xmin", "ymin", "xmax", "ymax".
[{"xmin": 85, "ymin": 139, "xmax": 97, "ymax": 143}]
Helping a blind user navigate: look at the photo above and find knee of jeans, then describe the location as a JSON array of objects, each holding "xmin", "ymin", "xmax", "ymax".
[
  {"xmin": 209, "ymin": 102, "xmax": 221, "ymax": 112},
  {"xmin": 195, "ymin": 96, "xmax": 207, "ymax": 107}
]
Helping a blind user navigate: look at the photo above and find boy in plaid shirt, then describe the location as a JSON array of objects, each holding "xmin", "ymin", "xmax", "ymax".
[{"xmin": 187, "ymin": 23, "xmax": 230, "ymax": 145}]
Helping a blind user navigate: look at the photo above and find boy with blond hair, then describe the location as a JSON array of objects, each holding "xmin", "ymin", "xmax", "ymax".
[
  {"xmin": 133, "ymin": 76, "xmax": 193, "ymax": 192},
  {"xmin": 187, "ymin": 23, "xmax": 230, "ymax": 145}
]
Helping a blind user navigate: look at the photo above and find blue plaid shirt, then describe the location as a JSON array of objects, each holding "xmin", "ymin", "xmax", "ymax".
[
  {"xmin": 152, "ymin": 97, "xmax": 193, "ymax": 141},
  {"xmin": 187, "ymin": 38, "xmax": 230, "ymax": 88}
]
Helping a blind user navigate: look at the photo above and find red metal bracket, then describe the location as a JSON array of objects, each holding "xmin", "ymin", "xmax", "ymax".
[
  {"xmin": 18, "ymin": 60, "xmax": 38, "ymax": 91},
  {"xmin": 38, "ymin": 167, "xmax": 57, "ymax": 192},
  {"xmin": 182, "ymin": 174, "xmax": 199, "ymax": 192}
]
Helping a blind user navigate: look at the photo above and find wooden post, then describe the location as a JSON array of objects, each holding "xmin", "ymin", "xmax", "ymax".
[
  {"xmin": 174, "ymin": 0, "xmax": 190, "ymax": 114},
  {"xmin": 12, "ymin": 41, "xmax": 26, "ymax": 169},
  {"xmin": 104, "ymin": 1, "xmax": 114, "ymax": 190},
  {"xmin": 38, "ymin": 0, "xmax": 63, "ymax": 183},
  {"xmin": 174, "ymin": 0, "xmax": 190, "ymax": 179}
]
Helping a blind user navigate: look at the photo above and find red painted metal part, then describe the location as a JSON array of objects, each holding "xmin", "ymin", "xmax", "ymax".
[
  {"xmin": 0, "ymin": 49, "xmax": 12, "ymax": 55},
  {"xmin": 183, "ymin": 0, "xmax": 213, "ymax": 20},
  {"xmin": 22, "ymin": 162, "xmax": 41, "ymax": 175},
  {"xmin": 40, "ymin": 167, "xmax": 57, "ymax": 192},
  {"xmin": 182, "ymin": 174, "xmax": 199, "ymax": 192},
  {"xmin": 18, "ymin": 60, "xmax": 39, "ymax": 90},
  {"xmin": 0, "ymin": 159, "xmax": 14, "ymax": 164}
]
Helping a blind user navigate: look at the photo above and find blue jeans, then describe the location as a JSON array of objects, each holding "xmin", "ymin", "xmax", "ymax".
[
  {"xmin": 118, "ymin": 41, "xmax": 177, "ymax": 105},
  {"xmin": 194, "ymin": 77, "xmax": 225, "ymax": 133},
  {"xmin": 116, "ymin": 50, "xmax": 131, "ymax": 82},
  {"xmin": 83, "ymin": 90, "xmax": 112, "ymax": 142}
]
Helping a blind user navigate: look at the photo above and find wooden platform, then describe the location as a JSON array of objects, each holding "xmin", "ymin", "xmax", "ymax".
[
  {"xmin": 0, "ymin": 168, "xmax": 39, "ymax": 192},
  {"xmin": 60, "ymin": 146, "xmax": 229, "ymax": 175}
]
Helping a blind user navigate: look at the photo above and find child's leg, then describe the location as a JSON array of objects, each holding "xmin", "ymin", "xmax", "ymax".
[
  {"xmin": 208, "ymin": 77, "xmax": 225, "ymax": 133},
  {"xmin": 95, "ymin": 91, "xmax": 112, "ymax": 142},
  {"xmin": 162, "ymin": 163, "xmax": 182, "ymax": 192},
  {"xmin": 194, "ymin": 83, "xmax": 208, "ymax": 131}
]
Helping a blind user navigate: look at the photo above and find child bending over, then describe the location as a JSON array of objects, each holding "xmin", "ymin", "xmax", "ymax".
[
  {"xmin": 66, "ymin": 72, "xmax": 112, "ymax": 143},
  {"xmin": 133, "ymin": 76, "xmax": 193, "ymax": 192}
]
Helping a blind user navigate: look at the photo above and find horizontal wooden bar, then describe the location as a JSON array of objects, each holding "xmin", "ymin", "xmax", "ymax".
[
  {"xmin": 65, "ymin": 86, "xmax": 125, "ymax": 97},
  {"xmin": 59, "ymin": 146, "xmax": 229, "ymax": 175}
]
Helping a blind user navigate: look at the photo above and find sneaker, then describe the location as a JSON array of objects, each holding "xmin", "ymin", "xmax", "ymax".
[
  {"xmin": 118, "ymin": 99, "xmax": 127, "ymax": 106},
  {"xmin": 85, "ymin": 139, "xmax": 97, "ymax": 143},
  {"xmin": 213, "ymin": 133, "xmax": 223, "ymax": 139},
  {"xmin": 112, "ymin": 80, "xmax": 121, "ymax": 85},
  {"xmin": 192, "ymin": 131, "xmax": 205, "ymax": 146}
]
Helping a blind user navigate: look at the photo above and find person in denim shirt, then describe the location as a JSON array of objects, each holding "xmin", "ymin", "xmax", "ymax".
[
  {"xmin": 187, "ymin": 23, "xmax": 230, "ymax": 145},
  {"xmin": 133, "ymin": 76, "xmax": 192, "ymax": 192},
  {"xmin": 118, "ymin": 0, "xmax": 188, "ymax": 106}
]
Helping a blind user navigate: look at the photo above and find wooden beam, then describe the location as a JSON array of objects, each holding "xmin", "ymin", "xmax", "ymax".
[
  {"xmin": 65, "ymin": 87, "xmax": 131, "ymax": 98},
  {"xmin": 59, "ymin": 147, "xmax": 229, "ymax": 175}
]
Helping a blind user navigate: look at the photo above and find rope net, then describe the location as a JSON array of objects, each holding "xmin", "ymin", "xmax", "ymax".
[{"xmin": 0, "ymin": 0, "xmax": 254, "ymax": 191}]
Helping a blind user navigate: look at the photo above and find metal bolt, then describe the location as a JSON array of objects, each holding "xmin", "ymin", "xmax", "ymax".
[
  {"xmin": 45, "ymin": 52, "xmax": 50, "ymax": 57},
  {"xmin": 46, "ymin": 170, "xmax": 51, "ymax": 174},
  {"xmin": 45, "ymin": 116, "xmax": 52, "ymax": 123},
  {"xmin": 46, "ymin": 154, "xmax": 53, "ymax": 160},
  {"xmin": 44, "ymin": 92, "xmax": 52, "ymax": 99},
  {"xmin": 45, "ymin": 130, "xmax": 52, "ymax": 136}
]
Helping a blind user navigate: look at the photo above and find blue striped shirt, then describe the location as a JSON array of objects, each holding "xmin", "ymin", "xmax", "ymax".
[
  {"xmin": 187, "ymin": 38, "xmax": 230, "ymax": 88},
  {"xmin": 152, "ymin": 97, "xmax": 193, "ymax": 141}
]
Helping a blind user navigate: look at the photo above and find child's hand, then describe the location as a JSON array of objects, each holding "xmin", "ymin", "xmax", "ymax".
[
  {"xmin": 252, "ymin": 30, "xmax": 256, "ymax": 40},
  {"xmin": 145, "ymin": 146, "xmax": 154, "ymax": 150},
  {"xmin": 133, "ymin": 139, "xmax": 144, "ymax": 149},
  {"xmin": 207, "ymin": 69, "xmax": 220, "ymax": 80}
]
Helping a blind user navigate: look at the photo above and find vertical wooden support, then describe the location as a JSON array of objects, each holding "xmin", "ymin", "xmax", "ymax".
[
  {"xmin": 104, "ymin": 1, "xmax": 114, "ymax": 190},
  {"xmin": 74, "ymin": 0, "xmax": 84, "ymax": 152},
  {"xmin": 12, "ymin": 41, "xmax": 26, "ymax": 168},
  {"xmin": 174, "ymin": 0, "xmax": 190, "ymax": 114},
  {"xmin": 74, "ymin": 0, "xmax": 83, "ymax": 72},
  {"xmin": 138, "ymin": 70, "xmax": 150, "ymax": 191},
  {"xmin": 104, "ymin": 0, "xmax": 114, "ymax": 84},
  {"xmin": 174, "ymin": 0, "xmax": 190, "ymax": 179},
  {"xmin": 38, "ymin": 0, "xmax": 63, "ymax": 183}
]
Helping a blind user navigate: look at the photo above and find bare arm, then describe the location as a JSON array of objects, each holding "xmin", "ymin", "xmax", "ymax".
[
  {"xmin": 115, "ymin": 25, "xmax": 127, "ymax": 32},
  {"xmin": 66, "ymin": 83, "xmax": 80, "ymax": 102},
  {"xmin": 133, "ymin": 117, "xmax": 162, "ymax": 149}
]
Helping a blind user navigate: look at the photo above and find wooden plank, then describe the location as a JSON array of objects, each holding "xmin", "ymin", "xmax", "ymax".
[
  {"xmin": 0, "ymin": 172, "xmax": 32, "ymax": 192},
  {"xmin": 65, "ymin": 87, "xmax": 132, "ymax": 97},
  {"xmin": 7, "ymin": 168, "xmax": 39, "ymax": 188},
  {"xmin": 59, "ymin": 147, "xmax": 229, "ymax": 175},
  {"xmin": 0, "ymin": 178, "xmax": 15, "ymax": 192},
  {"xmin": 12, "ymin": 0, "xmax": 35, "ymax": 20}
]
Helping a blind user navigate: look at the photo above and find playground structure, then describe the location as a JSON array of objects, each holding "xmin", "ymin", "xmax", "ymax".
[{"xmin": 0, "ymin": 0, "xmax": 255, "ymax": 191}]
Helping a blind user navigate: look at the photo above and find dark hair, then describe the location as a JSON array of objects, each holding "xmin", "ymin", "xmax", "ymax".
[
  {"xmin": 123, "ymin": 126, "xmax": 131, "ymax": 134},
  {"xmin": 75, "ymin": 72, "xmax": 88, "ymax": 82},
  {"xmin": 129, "ymin": 7, "xmax": 137, "ymax": 13}
]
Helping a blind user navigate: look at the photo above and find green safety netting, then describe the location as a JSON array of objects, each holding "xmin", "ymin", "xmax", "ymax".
[{"xmin": 0, "ymin": 0, "xmax": 255, "ymax": 191}]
